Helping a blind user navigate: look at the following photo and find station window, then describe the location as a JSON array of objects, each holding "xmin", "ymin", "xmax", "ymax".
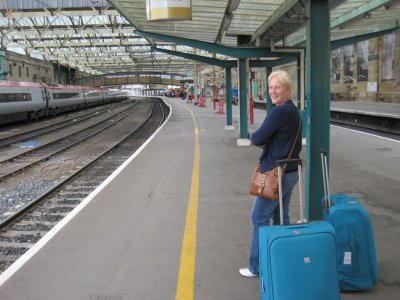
[
  {"xmin": 26, "ymin": 67, "xmax": 29, "ymax": 78},
  {"xmin": 18, "ymin": 66, "xmax": 22, "ymax": 77},
  {"xmin": 8, "ymin": 64, "xmax": 13, "ymax": 76}
]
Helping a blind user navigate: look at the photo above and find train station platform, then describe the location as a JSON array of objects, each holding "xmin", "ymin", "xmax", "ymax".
[
  {"xmin": 253, "ymin": 98, "xmax": 400, "ymax": 119},
  {"xmin": 0, "ymin": 98, "xmax": 399, "ymax": 299},
  {"xmin": 330, "ymin": 100, "xmax": 400, "ymax": 119}
]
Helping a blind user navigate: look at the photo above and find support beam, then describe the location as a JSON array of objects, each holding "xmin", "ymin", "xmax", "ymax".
[
  {"xmin": 251, "ymin": 0, "xmax": 298, "ymax": 44},
  {"xmin": 249, "ymin": 57, "xmax": 298, "ymax": 68},
  {"xmin": 331, "ymin": 27, "xmax": 400, "ymax": 50},
  {"xmin": 287, "ymin": 0, "xmax": 399, "ymax": 48},
  {"xmin": 135, "ymin": 30, "xmax": 299, "ymax": 59},
  {"xmin": 107, "ymin": 0, "xmax": 143, "ymax": 33},
  {"xmin": 152, "ymin": 47, "xmax": 236, "ymax": 68},
  {"xmin": 153, "ymin": 47, "xmax": 298, "ymax": 72},
  {"xmin": 305, "ymin": 0, "xmax": 331, "ymax": 221},
  {"xmin": 330, "ymin": 0, "xmax": 395, "ymax": 29}
]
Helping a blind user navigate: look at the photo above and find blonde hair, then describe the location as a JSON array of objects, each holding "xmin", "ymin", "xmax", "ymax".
[{"xmin": 268, "ymin": 70, "xmax": 294, "ymax": 98}]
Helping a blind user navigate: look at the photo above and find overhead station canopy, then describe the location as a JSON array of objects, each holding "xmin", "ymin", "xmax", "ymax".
[{"xmin": 0, "ymin": 0, "xmax": 399, "ymax": 77}]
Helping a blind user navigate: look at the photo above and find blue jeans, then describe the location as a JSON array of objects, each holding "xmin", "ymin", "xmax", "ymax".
[{"xmin": 248, "ymin": 171, "xmax": 299, "ymax": 275}]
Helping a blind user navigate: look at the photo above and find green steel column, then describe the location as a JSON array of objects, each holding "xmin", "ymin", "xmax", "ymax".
[
  {"xmin": 238, "ymin": 58, "xmax": 248, "ymax": 139},
  {"xmin": 57, "ymin": 63, "xmax": 61, "ymax": 84},
  {"xmin": 0, "ymin": 49, "xmax": 7, "ymax": 80},
  {"xmin": 297, "ymin": 56, "xmax": 302, "ymax": 109},
  {"xmin": 265, "ymin": 66, "xmax": 273, "ymax": 113},
  {"xmin": 225, "ymin": 67, "xmax": 233, "ymax": 127},
  {"xmin": 305, "ymin": 0, "xmax": 331, "ymax": 220}
]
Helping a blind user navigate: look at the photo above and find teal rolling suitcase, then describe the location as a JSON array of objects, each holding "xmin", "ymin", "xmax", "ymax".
[
  {"xmin": 259, "ymin": 159, "xmax": 341, "ymax": 300},
  {"xmin": 321, "ymin": 151, "xmax": 379, "ymax": 291}
]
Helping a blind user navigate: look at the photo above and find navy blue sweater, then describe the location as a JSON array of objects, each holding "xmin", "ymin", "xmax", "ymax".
[{"xmin": 251, "ymin": 100, "xmax": 302, "ymax": 173}]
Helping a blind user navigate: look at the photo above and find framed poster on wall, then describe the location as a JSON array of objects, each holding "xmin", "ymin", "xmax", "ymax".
[
  {"xmin": 381, "ymin": 33, "xmax": 395, "ymax": 81},
  {"xmin": 344, "ymin": 45, "xmax": 354, "ymax": 83}
]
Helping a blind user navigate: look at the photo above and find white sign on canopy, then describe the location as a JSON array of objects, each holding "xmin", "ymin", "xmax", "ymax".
[{"xmin": 146, "ymin": 0, "xmax": 192, "ymax": 21}]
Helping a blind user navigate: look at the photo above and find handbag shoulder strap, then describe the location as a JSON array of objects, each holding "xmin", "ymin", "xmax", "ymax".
[{"xmin": 287, "ymin": 111, "xmax": 302, "ymax": 160}]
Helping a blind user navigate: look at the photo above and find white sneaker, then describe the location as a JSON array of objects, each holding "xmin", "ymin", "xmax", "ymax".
[{"xmin": 239, "ymin": 268, "xmax": 258, "ymax": 278}]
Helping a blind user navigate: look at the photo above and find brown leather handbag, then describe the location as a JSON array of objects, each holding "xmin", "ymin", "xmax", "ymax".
[
  {"xmin": 249, "ymin": 115, "xmax": 301, "ymax": 200},
  {"xmin": 249, "ymin": 163, "xmax": 280, "ymax": 200}
]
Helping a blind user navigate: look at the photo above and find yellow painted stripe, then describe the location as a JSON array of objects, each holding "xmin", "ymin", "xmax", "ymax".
[{"xmin": 175, "ymin": 108, "xmax": 200, "ymax": 300}]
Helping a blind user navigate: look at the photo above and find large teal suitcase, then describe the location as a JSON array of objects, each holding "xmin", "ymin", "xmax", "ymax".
[
  {"xmin": 259, "ymin": 159, "xmax": 341, "ymax": 300},
  {"xmin": 321, "ymin": 152, "xmax": 379, "ymax": 291},
  {"xmin": 259, "ymin": 221, "xmax": 341, "ymax": 300},
  {"xmin": 324, "ymin": 194, "xmax": 379, "ymax": 291}
]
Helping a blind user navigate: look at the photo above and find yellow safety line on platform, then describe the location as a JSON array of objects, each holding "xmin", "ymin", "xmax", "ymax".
[{"xmin": 175, "ymin": 106, "xmax": 200, "ymax": 300}]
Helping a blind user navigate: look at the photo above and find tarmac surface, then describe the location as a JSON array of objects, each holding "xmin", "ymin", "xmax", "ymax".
[{"xmin": 0, "ymin": 98, "xmax": 398, "ymax": 299}]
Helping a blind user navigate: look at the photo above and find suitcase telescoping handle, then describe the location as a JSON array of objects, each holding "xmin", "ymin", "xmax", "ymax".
[
  {"xmin": 320, "ymin": 149, "xmax": 332, "ymax": 210},
  {"xmin": 276, "ymin": 159, "xmax": 304, "ymax": 225}
]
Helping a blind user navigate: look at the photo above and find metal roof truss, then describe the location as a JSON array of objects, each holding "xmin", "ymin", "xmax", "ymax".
[{"xmin": 0, "ymin": 0, "xmax": 398, "ymax": 77}]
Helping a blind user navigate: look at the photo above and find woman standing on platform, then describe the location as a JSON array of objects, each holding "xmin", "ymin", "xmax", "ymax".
[{"xmin": 239, "ymin": 70, "xmax": 302, "ymax": 278}]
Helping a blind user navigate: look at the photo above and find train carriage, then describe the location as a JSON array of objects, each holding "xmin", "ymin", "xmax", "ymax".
[
  {"xmin": 0, "ymin": 81, "xmax": 48, "ymax": 124},
  {"xmin": 46, "ymin": 84, "xmax": 86, "ymax": 115},
  {"xmin": 103, "ymin": 88, "xmax": 122, "ymax": 104},
  {"xmin": 0, "ymin": 80, "xmax": 130, "ymax": 126},
  {"xmin": 82, "ymin": 87, "xmax": 106, "ymax": 108}
]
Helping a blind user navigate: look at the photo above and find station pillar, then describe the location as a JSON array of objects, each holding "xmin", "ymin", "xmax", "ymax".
[
  {"xmin": 249, "ymin": 69, "xmax": 254, "ymax": 124},
  {"xmin": 0, "ymin": 49, "xmax": 7, "ymax": 80},
  {"xmin": 305, "ymin": 0, "xmax": 331, "ymax": 221},
  {"xmin": 265, "ymin": 66, "xmax": 273, "ymax": 113},
  {"xmin": 237, "ymin": 58, "xmax": 250, "ymax": 145},
  {"xmin": 225, "ymin": 67, "xmax": 234, "ymax": 130}
]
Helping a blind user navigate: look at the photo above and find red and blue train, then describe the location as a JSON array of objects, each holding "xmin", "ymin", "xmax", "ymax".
[{"xmin": 0, "ymin": 80, "xmax": 130, "ymax": 125}]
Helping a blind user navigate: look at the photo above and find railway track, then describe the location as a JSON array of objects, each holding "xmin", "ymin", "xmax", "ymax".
[
  {"xmin": 0, "ymin": 98, "xmax": 169, "ymax": 274},
  {"xmin": 330, "ymin": 111, "xmax": 400, "ymax": 137},
  {"xmin": 0, "ymin": 101, "xmax": 135, "ymax": 148},
  {"xmin": 0, "ymin": 100, "xmax": 139, "ymax": 163},
  {"xmin": 0, "ymin": 101, "xmax": 140, "ymax": 180}
]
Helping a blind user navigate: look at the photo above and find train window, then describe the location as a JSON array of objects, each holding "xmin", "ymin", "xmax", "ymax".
[
  {"xmin": 53, "ymin": 92, "xmax": 80, "ymax": 99},
  {"xmin": 86, "ymin": 91, "xmax": 101, "ymax": 97},
  {"xmin": 0, "ymin": 93, "xmax": 32, "ymax": 103}
]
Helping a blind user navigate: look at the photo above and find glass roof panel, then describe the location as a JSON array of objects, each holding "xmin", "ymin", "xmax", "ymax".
[{"xmin": 0, "ymin": 0, "xmax": 397, "ymax": 76}]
